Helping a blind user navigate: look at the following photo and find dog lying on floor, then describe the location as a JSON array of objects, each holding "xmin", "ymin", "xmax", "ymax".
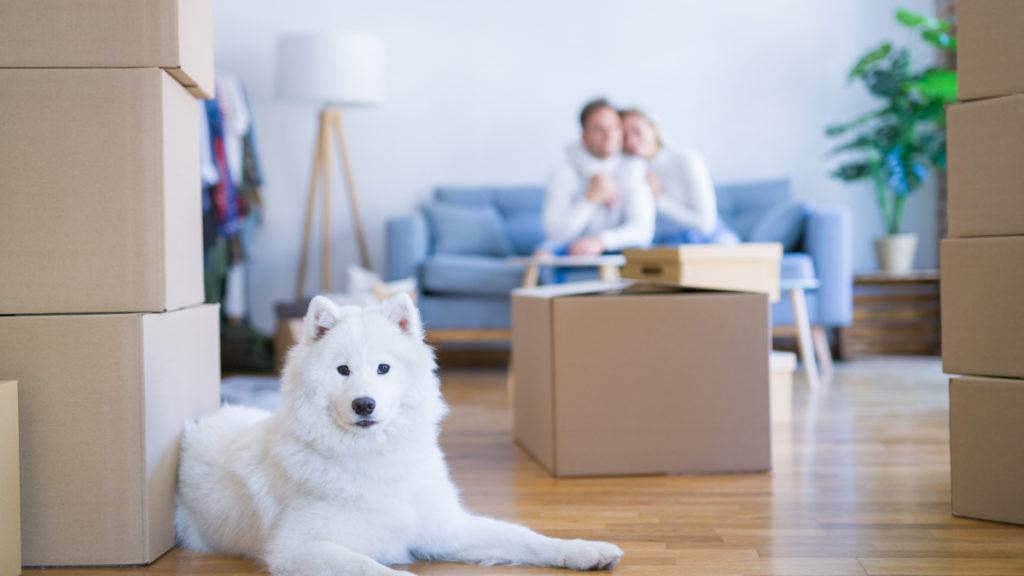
[{"xmin": 175, "ymin": 293, "xmax": 623, "ymax": 575}]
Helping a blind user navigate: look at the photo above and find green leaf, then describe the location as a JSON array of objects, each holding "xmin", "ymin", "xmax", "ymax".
[
  {"xmin": 829, "ymin": 135, "xmax": 877, "ymax": 155},
  {"xmin": 896, "ymin": 9, "xmax": 952, "ymax": 32},
  {"xmin": 849, "ymin": 43, "xmax": 891, "ymax": 81},
  {"xmin": 825, "ymin": 107, "xmax": 889, "ymax": 138},
  {"xmin": 866, "ymin": 69, "xmax": 901, "ymax": 97},
  {"xmin": 831, "ymin": 162, "xmax": 872, "ymax": 182},
  {"xmin": 909, "ymin": 69, "xmax": 958, "ymax": 102},
  {"xmin": 922, "ymin": 29, "xmax": 957, "ymax": 51}
]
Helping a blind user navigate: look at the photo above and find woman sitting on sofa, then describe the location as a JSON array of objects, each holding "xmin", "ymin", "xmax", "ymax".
[{"xmin": 620, "ymin": 108, "xmax": 738, "ymax": 245}]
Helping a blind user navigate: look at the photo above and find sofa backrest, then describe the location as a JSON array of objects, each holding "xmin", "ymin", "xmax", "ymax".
[
  {"xmin": 430, "ymin": 179, "xmax": 791, "ymax": 253},
  {"xmin": 715, "ymin": 178, "xmax": 792, "ymax": 241},
  {"xmin": 434, "ymin": 186, "xmax": 545, "ymax": 255}
]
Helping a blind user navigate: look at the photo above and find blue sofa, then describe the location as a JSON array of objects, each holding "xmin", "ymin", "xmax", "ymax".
[{"xmin": 386, "ymin": 180, "xmax": 852, "ymax": 334}]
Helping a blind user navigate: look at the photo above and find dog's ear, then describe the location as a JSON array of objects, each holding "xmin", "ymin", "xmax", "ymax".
[
  {"xmin": 304, "ymin": 295, "xmax": 341, "ymax": 342},
  {"xmin": 382, "ymin": 292, "xmax": 423, "ymax": 339}
]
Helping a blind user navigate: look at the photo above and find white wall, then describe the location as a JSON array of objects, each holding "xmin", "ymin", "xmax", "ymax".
[{"xmin": 211, "ymin": 0, "xmax": 940, "ymax": 335}]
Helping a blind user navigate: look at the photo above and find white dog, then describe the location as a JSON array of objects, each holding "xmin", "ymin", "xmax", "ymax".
[{"xmin": 176, "ymin": 293, "xmax": 623, "ymax": 575}]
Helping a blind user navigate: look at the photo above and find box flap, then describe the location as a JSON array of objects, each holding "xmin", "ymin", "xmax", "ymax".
[{"xmin": 623, "ymin": 243, "xmax": 782, "ymax": 263}]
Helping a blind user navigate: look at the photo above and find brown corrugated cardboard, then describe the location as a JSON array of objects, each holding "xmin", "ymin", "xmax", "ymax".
[
  {"xmin": 957, "ymin": 0, "xmax": 1024, "ymax": 101},
  {"xmin": 0, "ymin": 305, "xmax": 221, "ymax": 567},
  {"xmin": 950, "ymin": 375, "xmax": 1024, "ymax": 526},
  {"xmin": 622, "ymin": 243, "xmax": 782, "ymax": 301},
  {"xmin": 770, "ymin": 351, "xmax": 795, "ymax": 425},
  {"xmin": 0, "ymin": 381, "xmax": 21, "ymax": 576},
  {"xmin": 0, "ymin": 68, "xmax": 203, "ymax": 315},
  {"xmin": 0, "ymin": 0, "xmax": 214, "ymax": 99},
  {"xmin": 512, "ymin": 281, "xmax": 771, "ymax": 477},
  {"xmin": 947, "ymin": 94, "xmax": 1024, "ymax": 238},
  {"xmin": 941, "ymin": 237, "xmax": 1024, "ymax": 379}
]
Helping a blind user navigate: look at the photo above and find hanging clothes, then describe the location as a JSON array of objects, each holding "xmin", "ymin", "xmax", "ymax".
[{"xmin": 199, "ymin": 74, "xmax": 264, "ymax": 320}]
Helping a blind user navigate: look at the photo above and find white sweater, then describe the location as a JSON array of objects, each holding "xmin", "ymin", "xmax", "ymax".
[
  {"xmin": 650, "ymin": 147, "xmax": 717, "ymax": 236},
  {"xmin": 542, "ymin": 144, "xmax": 655, "ymax": 251}
]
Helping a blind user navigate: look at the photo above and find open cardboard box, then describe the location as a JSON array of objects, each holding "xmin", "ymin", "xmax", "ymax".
[{"xmin": 512, "ymin": 281, "xmax": 771, "ymax": 477}]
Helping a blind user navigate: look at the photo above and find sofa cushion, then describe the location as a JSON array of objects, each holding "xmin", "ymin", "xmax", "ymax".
[
  {"xmin": 780, "ymin": 252, "xmax": 816, "ymax": 281},
  {"xmin": 421, "ymin": 254, "xmax": 525, "ymax": 296},
  {"xmin": 749, "ymin": 201, "xmax": 808, "ymax": 252},
  {"xmin": 504, "ymin": 216, "xmax": 544, "ymax": 255},
  {"xmin": 422, "ymin": 202, "xmax": 512, "ymax": 257}
]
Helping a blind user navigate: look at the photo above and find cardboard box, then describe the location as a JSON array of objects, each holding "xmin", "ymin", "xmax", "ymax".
[
  {"xmin": 621, "ymin": 243, "xmax": 783, "ymax": 301},
  {"xmin": 512, "ymin": 281, "xmax": 771, "ymax": 477},
  {"xmin": 941, "ymin": 237, "xmax": 1024, "ymax": 379},
  {"xmin": 947, "ymin": 94, "xmax": 1024, "ymax": 238},
  {"xmin": 950, "ymin": 375, "xmax": 1024, "ymax": 526},
  {"xmin": 957, "ymin": 0, "xmax": 1024, "ymax": 101},
  {"xmin": 770, "ymin": 351, "xmax": 796, "ymax": 425},
  {"xmin": 1, "ymin": 381, "xmax": 21, "ymax": 576},
  {"xmin": 0, "ymin": 305, "xmax": 221, "ymax": 567},
  {"xmin": 0, "ymin": 68, "xmax": 203, "ymax": 315},
  {"xmin": 0, "ymin": 0, "xmax": 214, "ymax": 99}
]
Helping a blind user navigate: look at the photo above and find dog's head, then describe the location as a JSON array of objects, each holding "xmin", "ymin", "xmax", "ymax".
[{"xmin": 280, "ymin": 292, "xmax": 445, "ymax": 450}]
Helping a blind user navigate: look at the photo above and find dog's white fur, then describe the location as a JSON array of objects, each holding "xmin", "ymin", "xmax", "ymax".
[{"xmin": 175, "ymin": 293, "xmax": 623, "ymax": 575}]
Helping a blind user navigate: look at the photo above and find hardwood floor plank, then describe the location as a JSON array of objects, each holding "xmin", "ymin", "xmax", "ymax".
[{"xmin": 21, "ymin": 358, "xmax": 1024, "ymax": 576}]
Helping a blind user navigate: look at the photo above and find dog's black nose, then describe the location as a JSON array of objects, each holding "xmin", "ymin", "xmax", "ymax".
[{"xmin": 352, "ymin": 397, "xmax": 376, "ymax": 417}]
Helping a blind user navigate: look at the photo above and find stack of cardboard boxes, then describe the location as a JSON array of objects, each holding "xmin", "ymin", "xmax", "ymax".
[
  {"xmin": 942, "ymin": 0, "xmax": 1024, "ymax": 527},
  {"xmin": 0, "ymin": 0, "xmax": 221, "ymax": 567}
]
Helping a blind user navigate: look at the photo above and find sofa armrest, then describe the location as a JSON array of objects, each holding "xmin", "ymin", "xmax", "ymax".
[
  {"xmin": 385, "ymin": 213, "xmax": 429, "ymax": 282},
  {"xmin": 804, "ymin": 206, "xmax": 853, "ymax": 327}
]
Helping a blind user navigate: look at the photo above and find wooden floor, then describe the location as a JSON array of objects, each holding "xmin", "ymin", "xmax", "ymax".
[{"xmin": 26, "ymin": 357, "xmax": 1024, "ymax": 576}]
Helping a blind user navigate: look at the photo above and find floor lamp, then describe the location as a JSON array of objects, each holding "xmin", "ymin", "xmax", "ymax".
[{"xmin": 276, "ymin": 33, "xmax": 383, "ymax": 299}]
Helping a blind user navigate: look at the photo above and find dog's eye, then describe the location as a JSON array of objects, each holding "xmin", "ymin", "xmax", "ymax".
[
  {"xmin": 377, "ymin": 364, "xmax": 390, "ymax": 375},
  {"xmin": 337, "ymin": 365, "xmax": 350, "ymax": 376}
]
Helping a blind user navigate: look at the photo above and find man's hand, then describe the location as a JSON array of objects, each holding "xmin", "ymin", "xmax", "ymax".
[
  {"xmin": 646, "ymin": 168, "xmax": 662, "ymax": 199},
  {"xmin": 585, "ymin": 174, "xmax": 619, "ymax": 207},
  {"xmin": 568, "ymin": 236, "xmax": 605, "ymax": 256}
]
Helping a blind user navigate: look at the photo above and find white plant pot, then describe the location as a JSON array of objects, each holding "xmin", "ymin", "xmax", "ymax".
[{"xmin": 874, "ymin": 233, "xmax": 918, "ymax": 273}]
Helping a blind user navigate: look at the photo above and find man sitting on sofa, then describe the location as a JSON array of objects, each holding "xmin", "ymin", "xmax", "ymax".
[{"xmin": 539, "ymin": 97, "xmax": 655, "ymax": 256}]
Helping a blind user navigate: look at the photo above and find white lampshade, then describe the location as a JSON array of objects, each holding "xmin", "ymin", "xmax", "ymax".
[{"xmin": 275, "ymin": 32, "xmax": 383, "ymax": 106}]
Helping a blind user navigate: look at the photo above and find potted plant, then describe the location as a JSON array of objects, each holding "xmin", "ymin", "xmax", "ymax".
[{"xmin": 826, "ymin": 9, "xmax": 957, "ymax": 273}]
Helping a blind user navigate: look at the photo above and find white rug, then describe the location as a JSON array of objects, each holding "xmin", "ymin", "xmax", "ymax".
[{"xmin": 220, "ymin": 375, "xmax": 281, "ymax": 412}]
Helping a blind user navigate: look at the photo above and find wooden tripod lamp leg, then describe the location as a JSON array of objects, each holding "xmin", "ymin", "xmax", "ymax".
[
  {"xmin": 296, "ymin": 111, "xmax": 326, "ymax": 300},
  {"xmin": 320, "ymin": 110, "xmax": 333, "ymax": 294},
  {"xmin": 330, "ymin": 111, "xmax": 373, "ymax": 270}
]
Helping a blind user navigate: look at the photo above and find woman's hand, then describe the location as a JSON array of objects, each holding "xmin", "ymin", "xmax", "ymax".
[
  {"xmin": 568, "ymin": 236, "xmax": 605, "ymax": 256},
  {"xmin": 586, "ymin": 174, "xmax": 619, "ymax": 207},
  {"xmin": 646, "ymin": 168, "xmax": 662, "ymax": 199}
]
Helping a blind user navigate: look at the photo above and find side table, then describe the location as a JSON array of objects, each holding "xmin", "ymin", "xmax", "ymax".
[
  {"xmin": 510, "ymin": 254, "xmax": 626, "ymax": 289},
  {"xmin": 838, "ymin": 269, "xmax": 941, "ymax": 358},
  {"xmin": 777, "ymin": 278, "xmax": 826, "ymax": 389}
]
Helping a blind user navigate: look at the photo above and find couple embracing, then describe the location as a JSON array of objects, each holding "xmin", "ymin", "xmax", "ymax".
[{"xmin": 540, "ymin": 97, "xmax": 737, "ymax": 257}]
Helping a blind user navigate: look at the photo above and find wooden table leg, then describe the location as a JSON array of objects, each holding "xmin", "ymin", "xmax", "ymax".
[
  {"xmin": 522, "ymin": 262, "xmax": 540, "ymax": 288},
  {"xmin": 811, "ymin": 326, "xmax": 833, "ymax": 377},
  {"xmin": 789, "ymin": 287, "xmax": 820, "ymax": 389},
  {"xmin": 599, "ymin": 264, "xmax": 620, "ymax": 283}
]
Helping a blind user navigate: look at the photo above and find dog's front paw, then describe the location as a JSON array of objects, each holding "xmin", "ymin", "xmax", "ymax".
[{"xmin": 557, "ymin": 539, "xmax": 624, "ymax": 571}]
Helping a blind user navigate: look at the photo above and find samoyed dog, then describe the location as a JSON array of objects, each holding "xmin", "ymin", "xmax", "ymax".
[{"xmin": 175, "ymin": 293, "xmax": 623, "ymax": 575}]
